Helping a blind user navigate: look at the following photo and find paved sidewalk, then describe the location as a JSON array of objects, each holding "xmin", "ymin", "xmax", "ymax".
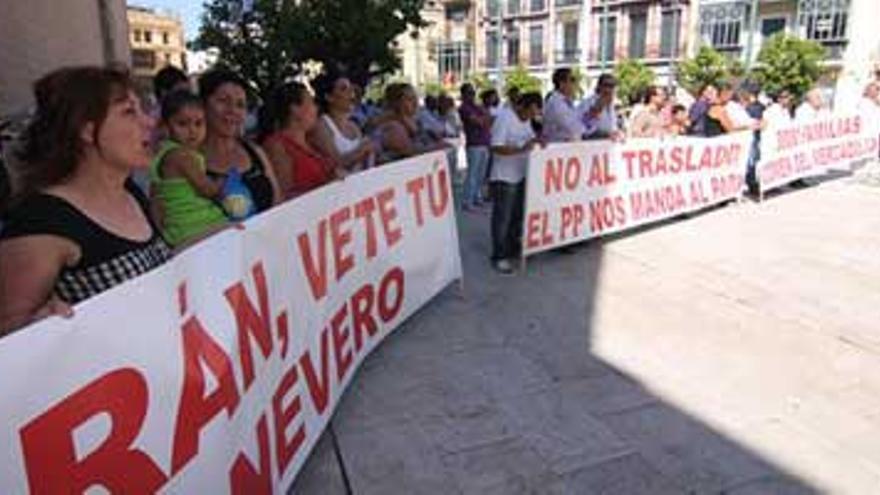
[{"xmin": 292, "ymin": 176, "xmax": 880, "ymax": 494}]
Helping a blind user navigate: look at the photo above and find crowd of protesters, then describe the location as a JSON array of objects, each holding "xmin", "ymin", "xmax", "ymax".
[{"xmin": 2, "ymin": 62, "xmax": 879, "ymax": 332}]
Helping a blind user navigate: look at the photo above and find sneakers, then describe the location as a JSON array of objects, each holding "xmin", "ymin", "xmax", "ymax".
[{"xmin": 493, "ymin": 259, "xmax": 516, "ymax": 274}]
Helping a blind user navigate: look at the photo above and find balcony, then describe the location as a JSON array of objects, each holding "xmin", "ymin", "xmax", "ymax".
[
  {"xmin": 554, "ymin": 48, "xmax": 580, "ymax": 65},
  {"xmin": 555, "ymin": 0, "xmax": 582, "ymax": 8}
]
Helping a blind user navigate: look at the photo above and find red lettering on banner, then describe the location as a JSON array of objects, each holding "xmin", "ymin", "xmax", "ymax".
[
  {"xmin": 587, "ymin": 153, "xmax": 615, "ymax": 186},
  {"xmin": 638, "ymin": 150, "xmax": 653, "ymax": 178},
  {"xmin": 378, "ymin": 267, "xmax": 405, "ymax": 323},
  {"xmin": 689, "ymin": 180, "xmax": 709, "ymax": 206},
  {"xmin": 564, "ymin": 157, "xmax": 580, "ymax": 190},
  {"xmin": 526, "ymin": 211, "xmax": 553, "ymax": 249},
  {"xmin": 629, "ymin": 185, "xmax": 687, "ymax": 221},
  {"xmin": 20, "ymin": 369, "xmax": 167, "ymax": 495},
  {"xmin": 355, "ymin": 197, "xmax": 379, "ymax": 260},
  {"xmin": 351, "ymin": 284, "xmax": 378, "ymax": 353},
  {"xmin": 544, "ymin": 157, "xmax": 563, "ymax": 194},
  {"xmin": 699, "ymin": 147, "xmax": 714, "ymax": 169},
  {"xmin": 622, "ymin": 150, "xmax": 638, "ymax": 179},
  {"xmin": 377, "ymin": 188, "xmax": 403, "ymax": 247},
  {"xmin": 277, "ymin": 311, "xmax": 290, "ymax": 360},
  {"xmin": 331, "ymin": 303, "xmax": 354, "ymax": 382},
  {"xmin": 297, "ymin": 220, "xmax": 328, "ymax": 302},
  {"xmin": 406, "ymin": 176, "xmax": 426, "ymax": 226},
  {"xmin": 427, "ymin": 167, "xmax": 450, "ymax": 217},
  {"xmin": 172, "ymin": 316, "xmax": 241, "ymax": 474},
  {"xmin": 330, "ymin": 207, "xmax": 355, "ymax": 282},
  {"xmin": 224, "ymin": 263, "xmax": 273, "ymax": 392},
  {"xmin": 299, "ymin": 328, "xmax": 331, "ymax": 415},
  {"xmin": 560, "ymin": 204, "xmax": 586, "ymax": 240},
  {"xmin": 229, "ymin": 415, "xmax": 272, "ymax": 495},
  {"xmin": 272, "ymin": 363, "xmax": 306, "ymax": 477},
  {"xmin": 589, "ymin": 197, "xmax": 626, "ymax": 234}
]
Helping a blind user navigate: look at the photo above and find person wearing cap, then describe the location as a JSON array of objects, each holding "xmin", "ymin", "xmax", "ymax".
[{"xmin": 578, "ymin": 74, "xmax": 624, "ymax": 141}]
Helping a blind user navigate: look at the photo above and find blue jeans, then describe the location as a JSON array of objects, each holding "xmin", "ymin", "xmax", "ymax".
[{"xmin": 464, "ymin": 146, "xmax": 490, "ymax": 207}]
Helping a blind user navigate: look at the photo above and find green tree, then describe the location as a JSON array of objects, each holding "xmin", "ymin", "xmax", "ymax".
[
  {"xmin": 613, "ymin": 59, "xmax": 655, "ymax": 105},
  {"xmin": 194, "ymin": 0, "xmax": 427, "ymax": 98},
  {"xmin": 296, "ymin": 0, "xmax": 427, "ymax": 87},
  {"xmin": 677, "ymin": 46, "xmax": 741, "ymax": 95},
  {"xmin": 468, "ymin": 73, "xmax": 494, "ymax": 93},
  {"xmin": 194, "ymin": 0, "xmax": 308, "ymax": 101},
  {"xmin": 504, "ymin": 66, "xmax": 542, "ymax": 95},
  {"xmin": 570, "ymin": 67, "xmax": 588, "ymax": 98},
  {"xmin": 754, "ymin": 34, "xmax": 826, "ymax": 99}
]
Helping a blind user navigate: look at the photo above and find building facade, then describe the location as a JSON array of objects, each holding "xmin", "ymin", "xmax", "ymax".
[
  {"xmin": 127, "ymin": 6, "xmax": 187, "ymax": 88},
  {"xmin": 472, "ymin": 0, "xmax": 693, "ymax": 92},
  {"xmin": 0, "ymin": 0, "xmax": 130, "ymax": 118},
  {"xmin": 696, "ymin": 0, "xmax": 880, "ymax": 106},
  {"xmin": 398, "ymin": 0, "xmax": 477, "ymax": 90}
]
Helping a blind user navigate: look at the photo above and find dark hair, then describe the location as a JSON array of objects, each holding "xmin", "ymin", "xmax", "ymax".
[
  {"xmin": 480, "ymin": 88, "xmax": 498, "ymax": 105},
  {"xmin": 154, "ymin": 66, "xmax": 188, "ymax": 100},
  {"xmin": 698, "ymin": 83, "xmax": 716, "ymax": 97},
  {"xmin": 384, "ymin": 83, "xmax": 415, "ymax": 113},
  {"xmin": 15, "ymin": 66, "xmax": 134, "ymax": 198},
  {"xmin": 257, "ymin": 81, "xmax": 310, "ymax": 142},
  {"xmin": 160, "ymin": 89, "xmax": 203, "ymax": 121},
  {"xmin": 460, "ymin": 83, "xmax": 475, "ymax": 97},
  {"xmin": 552, "ymin": 68, "xmax": 573, "ymax": 89},
  {"xmin": 643, "ymin": 85, "xmax": 664, "ymax": 104},
  {"xmin": 672, "ymin": 104, "xmax": 687, "ymax": 114},
  {"xmin": 517, "ymin": 92, "xmax": 543, "ymax": 109},
  {"xmin": 199, "ymin": 69, "xmax": 248, "ymax": 101},
  {"xmin": 596, "ymin": 73, "xmax": 617, "ymax": 89},
  {"xmin": 312, "ymin": 70, "xmax": 349, "ymax": 114}
]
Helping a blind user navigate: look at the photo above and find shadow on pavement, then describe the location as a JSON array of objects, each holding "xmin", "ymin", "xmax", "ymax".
[{"xmin": 289, "ymin": 197, "xmax": 820, "ymax": 494}]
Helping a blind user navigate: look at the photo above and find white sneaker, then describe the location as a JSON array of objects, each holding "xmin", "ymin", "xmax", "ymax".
[{"xmin": 493, "ymin": 259, "xmax": 515, "ymax": 274}]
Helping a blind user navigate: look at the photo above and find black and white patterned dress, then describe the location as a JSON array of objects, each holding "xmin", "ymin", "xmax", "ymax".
[{"xmin": 0, "ymin": 181, "xmax": 172, "ymax": 304}]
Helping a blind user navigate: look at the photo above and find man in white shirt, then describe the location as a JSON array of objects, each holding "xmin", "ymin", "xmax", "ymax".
[
  {"xmin": 763, "ymin": 89, "xmax": 794, "ymax": 130},
  {"xmin": 578, "ymin": 74, "xmax": 623, "ymax": 141},
  {"xmin": 489, "ymin": 92, "xmax": 543, "ymax": 274},
  {"xmin": 795, "ymin": 87, "xmax": 830, "ymax": 123},
  {"xmin": 543, "ymin": 68, "xmax": 585, "ymax": 142}
]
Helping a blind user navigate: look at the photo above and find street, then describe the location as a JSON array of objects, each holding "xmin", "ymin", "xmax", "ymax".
[{"xmin": 292, "ymin": 173, "xmax": 880, "ymax": 494}]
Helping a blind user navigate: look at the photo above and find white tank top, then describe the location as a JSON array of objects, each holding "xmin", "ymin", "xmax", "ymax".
[{"xmin": 323, "ymin": 115, "xmax": 360, "ymax": 155}]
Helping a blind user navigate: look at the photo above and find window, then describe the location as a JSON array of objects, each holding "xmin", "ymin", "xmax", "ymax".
[
  {"xmin": 598, "ymin": 16, "xmax": 617, "ymax": 62},
  {"xmin": 555, "ymin": 0, "xmax": 581, "ymax": 7},
  {"xmin": 487, "ymin": 31, "xmax": 500, "ymax": 68},
  {"xmin": 487, "ymin": 0, "xmax": 501, "ymax": 17},
  {"xmin": 660, "ymin": 8, "xmax": 682, "ymax": 58},
  {"xmin": 163, "ymin": 32, "xmax": 169, "ymax": 45},
  {"xmin": 508, "ymin": 0, "xmax": 520, "ymax": 15},
  {"xmin": 556, "ymin": 21, "xmax": 579, "ymax": 64},
  {"xmin": 699, "ymin": 3, "xmax": 747, "ymax": 50},
  {"xmin": 165, "ymin": 53, "xmax": 172, "ymax": 64},
  {"xmin": 131, "ymin": 49, "xmax": 156, "ymax": 70},
  {"xmin": 761, "ymin": 17, "xmax": 786, "ymax": 41},
  {"xmin": 507, "ymin": 27, "xmax": 520, "ymax": 66},
  {"xmin": 799, "ymin": 0, "xmax": 848, "ymax": 43},
  {"xmin": 628, "ymin": 12, "xmax": 647, "ymax": 59},
  {"xmin": 438, "ymin": 41, "xmax": 472, "ymax": 82},
  {"xmin": 530, "ymin": 0, "xmax": 545, "ymax": 12},
  {"xmin": 529, "ymin": 25, "xmax": 544, "ymax": 65},
  {"xmin": 144, "ymin": 30, "xmax": 153, "ymax": 43},
  {"xmin": 134, "ymin": 29, "xmax": 142, "ymax": 43}
]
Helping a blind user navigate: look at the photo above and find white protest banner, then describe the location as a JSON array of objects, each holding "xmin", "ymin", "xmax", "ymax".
[
  {"xmin": 758, "ymin": 113, "xmax": 879, "ymax": 193},
  {"xmin": 523, "ymin": 133, "xmax": 751, "ymax": 257},
  {"xmin": 0, "ymin": 152, "xmax": 462, "ymax": 494}
]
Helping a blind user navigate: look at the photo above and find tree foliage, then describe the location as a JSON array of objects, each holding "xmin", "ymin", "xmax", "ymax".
[
  {"xmin": 613, "ymin": 59, "xmax": 655, "ymax": 105},
  {"xmin": 193, "ymin": 0, "xmax": 427, "ymax": 99},
  {"xmin": 754, "ymin": 34, "xmax": 825, "ymax": 99},
  {"xmin": 504, "ymin": 66, "xmax": 542, "ymax": 95},
  {"xmin": 677, "ymin": 46, "xmax": 741, "ymax": 95}
]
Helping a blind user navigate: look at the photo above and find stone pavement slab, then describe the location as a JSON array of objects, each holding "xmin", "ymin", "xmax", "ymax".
[{"xmin": 293, "ymin": 177, "xmax": 880, "ymax": 494}]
